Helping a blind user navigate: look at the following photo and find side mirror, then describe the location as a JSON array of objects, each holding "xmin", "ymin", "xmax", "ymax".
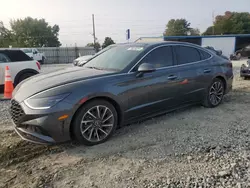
[
  {"xmin": 138, "ymin": 63, "xmax": 155, "ymax": 73},
  {"xmin": 33, "ymin": 51, "xmax": 37, "ymax": 54}
]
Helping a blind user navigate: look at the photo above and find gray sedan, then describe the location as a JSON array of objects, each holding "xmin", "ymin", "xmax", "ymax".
[{"xmin": 10, "ymin": 42, "xmax": 234, "ymax": 146}]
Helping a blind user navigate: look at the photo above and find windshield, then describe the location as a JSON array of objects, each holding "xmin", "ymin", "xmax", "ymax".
[
  {"xmin": 21, "ymin": 48, "xmax": 32, "ymax": 53},
  {"xmin": 83, "ymin": 45, "xmax": 144, "ymax": 71}
]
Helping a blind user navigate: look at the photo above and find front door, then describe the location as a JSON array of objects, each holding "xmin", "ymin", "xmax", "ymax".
[{"xmin": 123, "ymin": 45, "xmax": 180, "ymax": 121}]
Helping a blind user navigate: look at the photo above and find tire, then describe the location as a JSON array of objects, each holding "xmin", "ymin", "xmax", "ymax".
[
  {"xmin": 72, "ymin": 99, "xmax": 118, "ymax": 146},
  {"xmin": 40, "ymin": 57, "xmax": 45, "ymax": 64},
  {"xmin": 17, "ymin": 72, "xmax": 36, "ymax": 85},
  {"xmin": 202, "ymin": 78, "xmax": 225, "ymax": 108}
]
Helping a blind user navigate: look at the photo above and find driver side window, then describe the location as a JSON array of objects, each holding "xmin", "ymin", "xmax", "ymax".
[{"xmin": 133, "ymin": 46, "xmax": 174, "ymax": 71}]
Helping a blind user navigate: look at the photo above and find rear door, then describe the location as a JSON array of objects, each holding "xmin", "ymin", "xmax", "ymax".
[{"xmin": 173, "ymin": 45, "xmax": 214, "ymax": 104}]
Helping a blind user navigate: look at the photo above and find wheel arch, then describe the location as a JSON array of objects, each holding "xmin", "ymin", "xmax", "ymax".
[
  {"xmin": 14, "ymin": 69, "xmax": 39, "ymax": 86},
  {"xmin": 214, "ymin": 75, "xmax": 227, "ymax": 93},
  {"xmin": 69, "ymin": 96, "xmax": 123, "ymax": 139}
]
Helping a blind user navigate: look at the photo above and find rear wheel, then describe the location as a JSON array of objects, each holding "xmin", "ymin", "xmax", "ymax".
[
  {"xmin": 202, "ymin": 78, "xmax": 225, "ymax": 108},
  {"xmin": 16, "ymin": 72, "xmax": 36, "ymax": 85},
  {"xmin": 72, "ymin": 100, "xmax": 118, "ymax": 146}
]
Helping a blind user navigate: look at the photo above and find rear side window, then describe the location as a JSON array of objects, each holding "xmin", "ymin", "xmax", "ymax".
[
  {"xmin": 175, "ymin": 46, "xmax": 201, "ymax": 65},
  {"xmin": 142, "ymin": 46, "xmax": 174, "ymax": 68},
  {"xmin": 0, "ymin": 53, "xmax": 11, "ymax": 63},
  {"xmin": 199, "ymin": 50, "xmax": 211, "ymax": 60},
  {"xmin": 0, "ymin": 50, "xmax": 32, "ymax": 62}
]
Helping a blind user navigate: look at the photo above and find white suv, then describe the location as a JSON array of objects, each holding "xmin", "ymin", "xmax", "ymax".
[
  {"xmin": 21, "ymin": 48, "xmax": 46, "ymax": 64},
  {"xmin": 0, "ymin": 49, "xmax": 41, "ymax": 88}
]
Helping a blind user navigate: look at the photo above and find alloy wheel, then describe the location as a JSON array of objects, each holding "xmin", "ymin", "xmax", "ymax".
[
  {"xmin": 80, "ymin": 105, "xmax": 114, "ymax": 143},
  {"xmin": 209, "ymin": 81, "xmax": 224, "ymax": 106}
]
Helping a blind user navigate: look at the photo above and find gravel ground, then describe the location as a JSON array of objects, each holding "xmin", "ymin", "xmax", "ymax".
[{"xmin": 1, "ymin": 60, "xmax": 250, "ymax": 188}]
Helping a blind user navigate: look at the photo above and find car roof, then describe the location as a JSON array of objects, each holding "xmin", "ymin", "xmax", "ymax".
[
  {"xmin": 115, "ymin": 41, "xmax": 203, "ymax": 49},
  {"xmin": 0, "ymin": 49, "xmax": 24, "ymax": 52}
]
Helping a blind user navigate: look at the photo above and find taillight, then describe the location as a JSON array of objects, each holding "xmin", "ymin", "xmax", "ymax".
[{"xmin": 36, "ymin": 62, "xmax": 41, "ymax": 70}]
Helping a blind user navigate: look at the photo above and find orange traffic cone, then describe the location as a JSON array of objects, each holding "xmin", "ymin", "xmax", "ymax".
[{"xmin": 4, "ymin": 66, "xmax": 14, "ymax": 99}]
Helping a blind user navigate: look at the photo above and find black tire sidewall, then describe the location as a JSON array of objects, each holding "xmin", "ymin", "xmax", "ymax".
[
  {"xmin": 18, "ymin": 73, "xmax": 35, "ymax": 85},
  {"xmin": 72, "ymin": 99, "xmax": 118, "ymax": 146},
  {"xmin": 204, "ymin": 78, "xmax": 225, "ymax": 108}
]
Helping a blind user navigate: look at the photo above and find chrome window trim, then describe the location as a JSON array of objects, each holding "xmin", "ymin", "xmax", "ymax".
[{"xmin": 128, "ymin": 43, "xmax": 213, "ymax": 73}]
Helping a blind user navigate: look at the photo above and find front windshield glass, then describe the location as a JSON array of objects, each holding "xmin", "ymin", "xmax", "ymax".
[
  {"xmin": 83, "ymin": 45, "xmax": 145, "ymax": 71},
  {"xmin": 21, "ymin": 49, "xmax": 32, "ymax": 53}
]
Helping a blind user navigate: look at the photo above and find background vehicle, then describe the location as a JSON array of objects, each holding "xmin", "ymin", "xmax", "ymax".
[
  {"xmin": 240, "ymin": 58, "xmax": 250, "ymax": 79},
  {"xmin": 0, "ymin": 50, "xmax": 40, "ymax": 88},
  {"xmin": 10, "ymin": 42, "xmax": 233, "ymax": 146},
  {"xmin": 230, "ymin": 45, "xmax": 250, "ymax": 60},
  {"xmin": 73, "ymin": 45, "xmax": 117, "ymax": 67},
  {"xmin": 73, "ymin": 55, "xmax": 93, "ymax": 66},
  {"xmin": 21, "ymin": 48, "xmax": 46, "ymax": 64}
]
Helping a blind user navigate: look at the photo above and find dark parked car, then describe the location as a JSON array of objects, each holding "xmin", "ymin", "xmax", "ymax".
[
  {"xmin": 10, "ymin": 42, "xmax": 234, "ymax": 146},
  {"xmin": 230, "ymin": 45, "xmax": 250, "ymax": 60},
  {"xmin": 240, "ymin": 58, "xmax": 250, "ymax": 79}
]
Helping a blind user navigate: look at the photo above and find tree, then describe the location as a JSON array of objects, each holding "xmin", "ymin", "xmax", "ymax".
[
  {"xmin": 190, "ymin": 28, "xmax": 200, "ymax": 36},
  {"xmin": 102, "ymin": 37, "xmax": 115, "ymax": 49},
  {"xmin": 203, "ymin": 11, "xmax": 250, "ymax": 35},
  {"xmin": 86, "ymin": 42, "xmax": 101, "ymax": 52},
  {"xmin": 164, "ymin": 19, "xmax": 191, "ymax": 36},
  {"xmin": 9, "ymin": 17, "xmax": 61, "ymax": 47},
  {"xmin": 0, "ymin": 21, "xmax": 15, "ymax": 47}
]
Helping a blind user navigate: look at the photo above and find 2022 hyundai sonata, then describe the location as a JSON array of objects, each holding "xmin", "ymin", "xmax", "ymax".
[{"xmin": 10, "ymin": 42, "xmax": 233, "ymax": 146}]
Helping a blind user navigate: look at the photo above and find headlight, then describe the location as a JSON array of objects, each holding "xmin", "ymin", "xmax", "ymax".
[{"xmin": 24, "ymin": 93, "xmax": 70, "ymax": 110}]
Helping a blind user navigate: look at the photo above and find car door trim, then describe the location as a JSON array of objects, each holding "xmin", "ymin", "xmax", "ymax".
[{"xmin": 128, "ymin": 44, "xmax": 213, "ymax": 73}]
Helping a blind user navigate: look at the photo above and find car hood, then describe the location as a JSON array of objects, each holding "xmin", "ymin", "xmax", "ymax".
[{"xmin": 13, "ymin": 67, "xmax": 115, "ymax": 101}]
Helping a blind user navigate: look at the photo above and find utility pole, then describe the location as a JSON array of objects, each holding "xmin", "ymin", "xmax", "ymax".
[{"xmin": 92, "ymin": 14, "xmax": 96, "ymax": 46}]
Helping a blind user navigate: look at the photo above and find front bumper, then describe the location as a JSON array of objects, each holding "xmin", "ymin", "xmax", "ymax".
[
  {"xmin": 10, "ymin": 99, "xmax": 74, "ymax": 144},
  {"xmin": 240, "ymin": 69, "xmax": 250, "ymax": 77}
]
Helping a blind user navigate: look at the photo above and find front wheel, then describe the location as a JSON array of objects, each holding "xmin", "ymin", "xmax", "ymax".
[
  {"xmin": 40, "ymin": 57, "xmax": 45, "ymax": 64},
  {"xmin": 72, "ymin": 100, "xmax": 118, "ymax": 146},
  {"xmin": 202, "ymin": 78, "xmax": 225, "ymax": 108}
]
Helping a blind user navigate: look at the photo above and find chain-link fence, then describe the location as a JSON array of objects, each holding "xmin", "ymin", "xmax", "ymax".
[{"xmin": 37, "ymin": 47, "xmax": 95, "ymax": 64}]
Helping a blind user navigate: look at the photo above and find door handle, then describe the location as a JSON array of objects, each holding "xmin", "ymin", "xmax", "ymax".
[
  {"xmin": 203, "ymin": 69, "xmax": 211, "ymax": 73},
  {"xmin": 167, "ymin": 75, "xmax": 177, "ymax": 80}
]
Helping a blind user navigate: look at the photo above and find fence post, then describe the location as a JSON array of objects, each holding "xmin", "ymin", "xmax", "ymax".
[
  {"xmin": 75, "ymin": 43, "xmax": 79, "ymax": 59},
  {"xmin": 56, "ymin": 47, "xmax": 59, "ymax": 64}
]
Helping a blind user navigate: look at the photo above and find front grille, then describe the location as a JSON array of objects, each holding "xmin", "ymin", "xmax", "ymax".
[{"xmin": 10, "ymin": 100, "xmax": 25, "ymax": 125}]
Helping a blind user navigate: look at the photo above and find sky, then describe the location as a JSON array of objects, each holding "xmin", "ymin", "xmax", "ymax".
[{"xmin": 0, "ymin": 0, "xmax": 250, "ymax": 46}]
